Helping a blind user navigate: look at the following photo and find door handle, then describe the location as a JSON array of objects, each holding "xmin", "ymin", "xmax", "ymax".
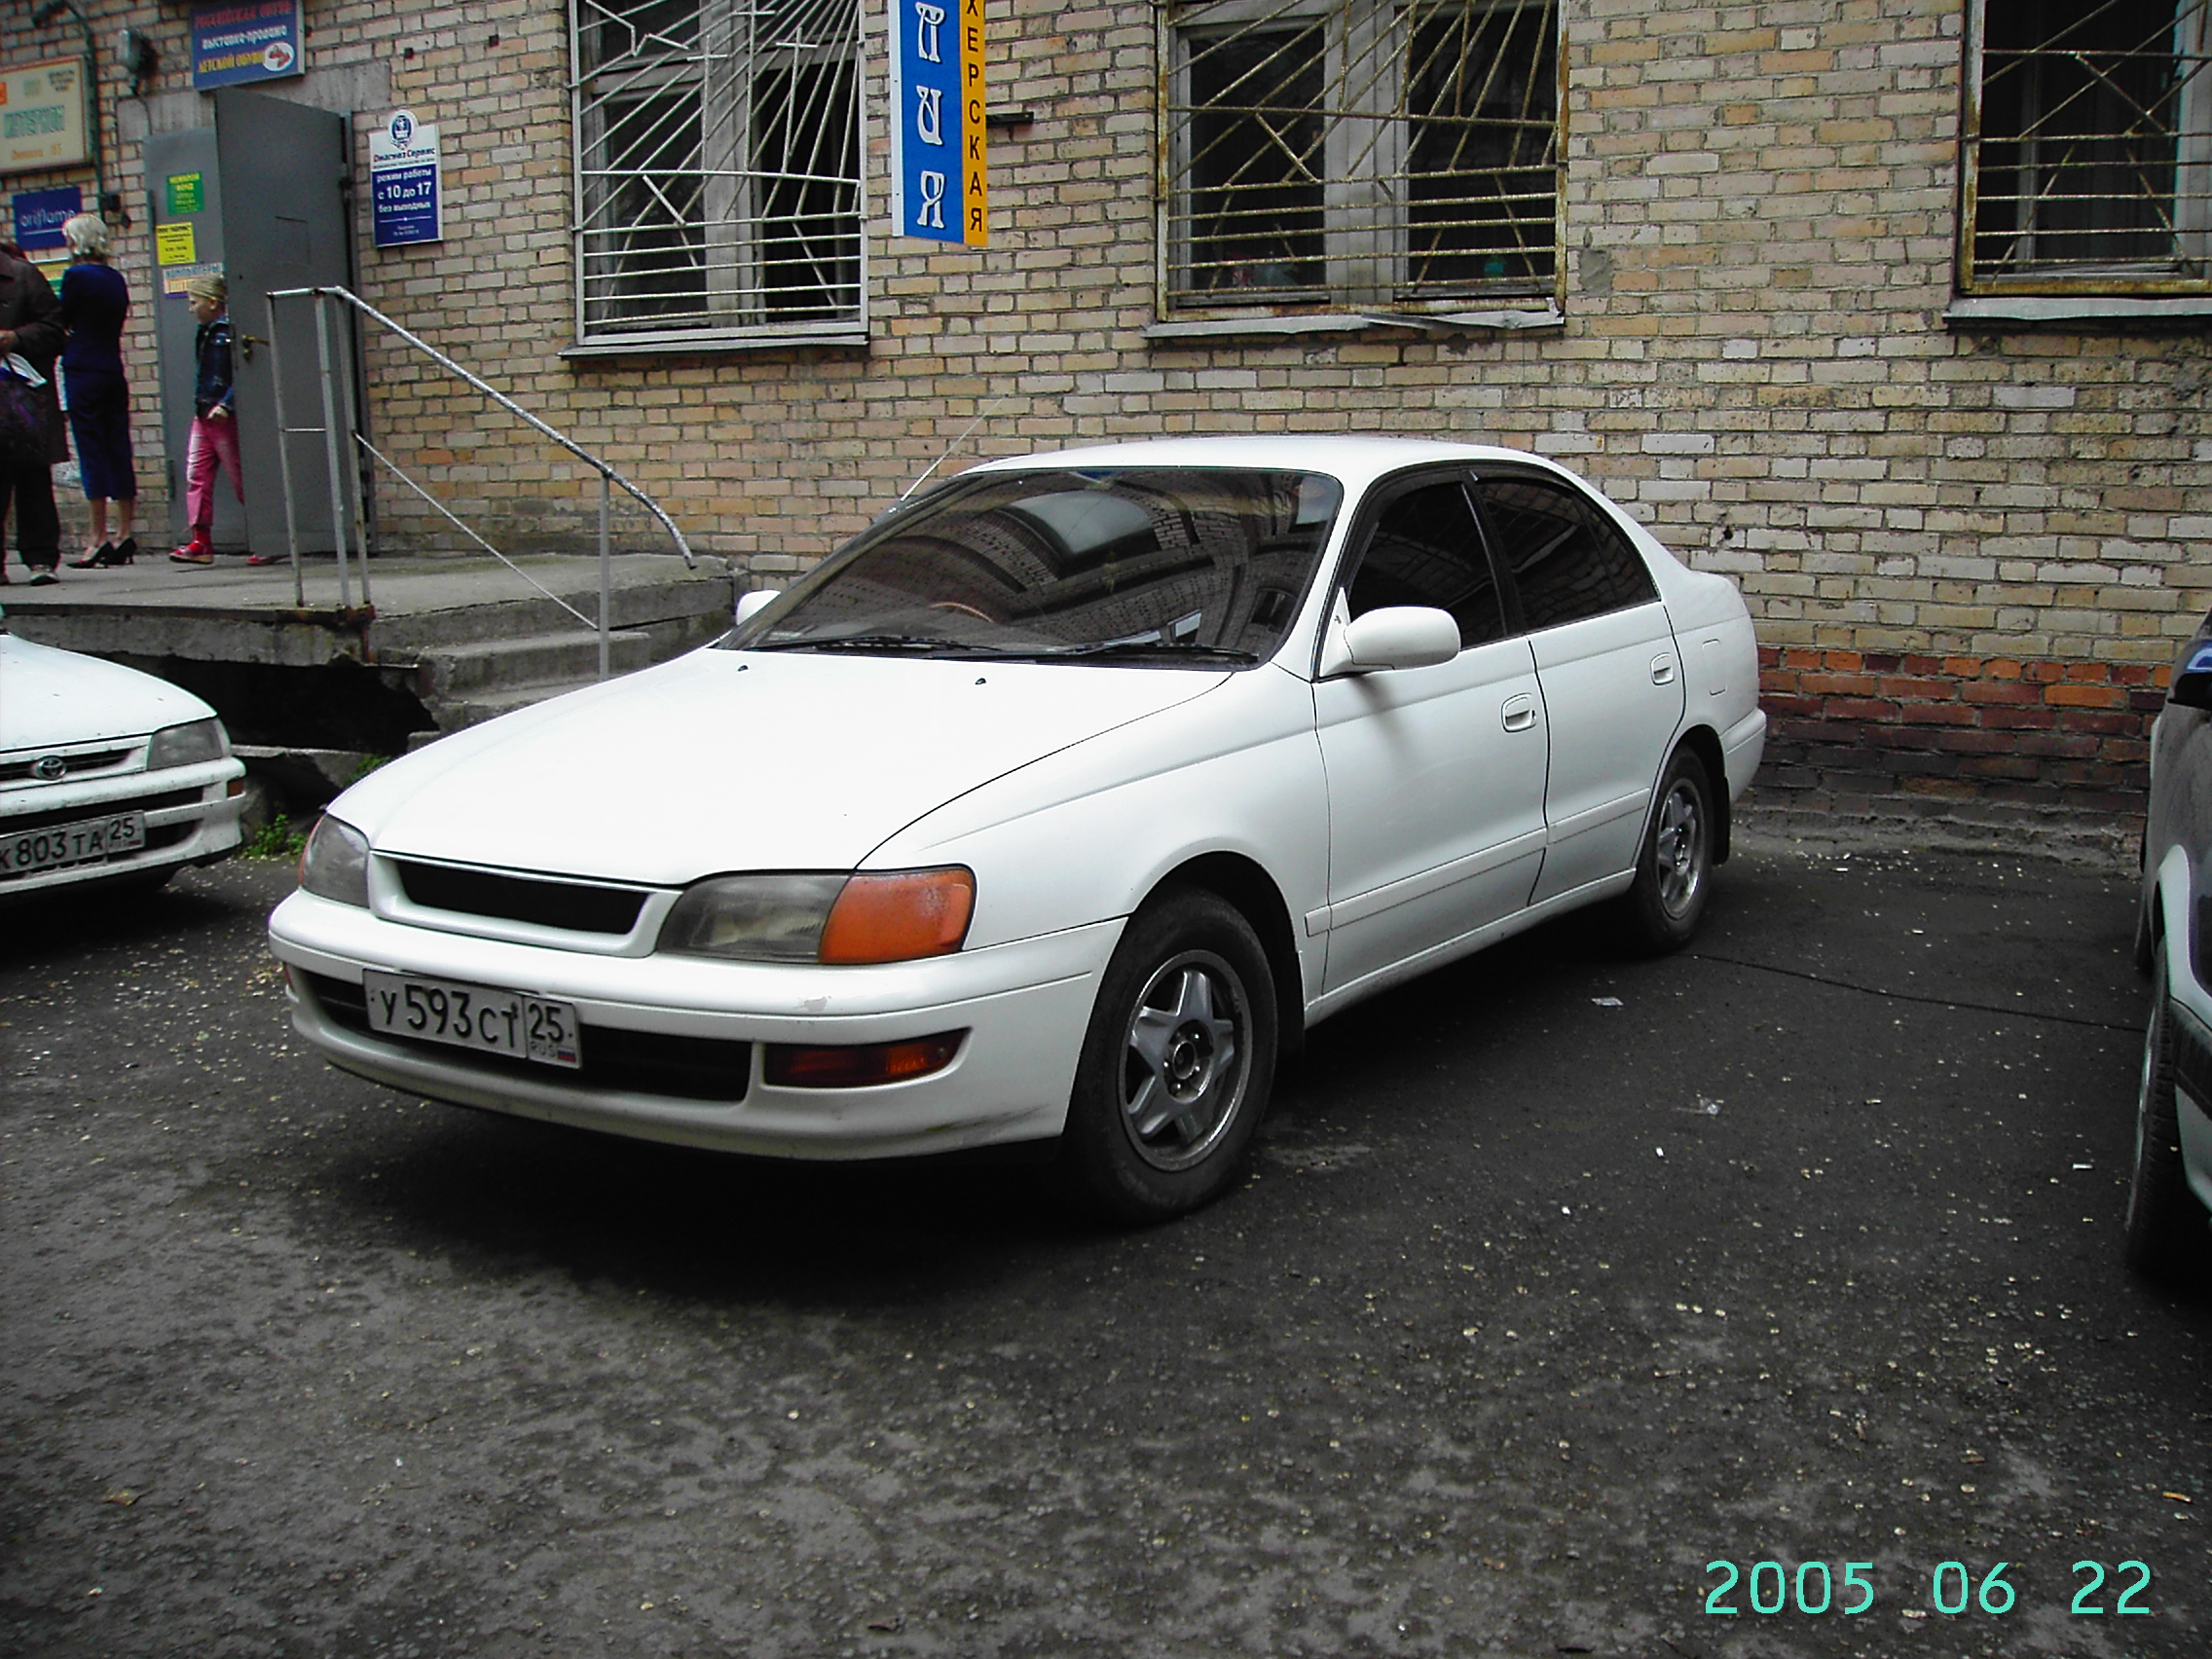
[
  {"xmin": 1650, "ymin": 654, "xmax": 1677, "ymax": 685},
  {"xmin": 237, "ymin": 333, "xmax": 268, "ymax": 363},
  {"xmin": 1501, "ymin": 694, "xmax": 1538, "ymax": 733}
]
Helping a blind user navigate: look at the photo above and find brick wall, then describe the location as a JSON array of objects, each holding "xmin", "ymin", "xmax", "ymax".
[
  {"xmin": 7, "ymin": 0, "xmax": 2208, "ymax": 841},
  {"xmin": 1758, "ymin": 646, "xmax": 2167, "ymax": 838}
]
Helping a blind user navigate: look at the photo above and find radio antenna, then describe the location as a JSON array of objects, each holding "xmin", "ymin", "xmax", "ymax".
[{"xmin": 901, "ymin": 394, "xmax": 1012, "ymax": 501}]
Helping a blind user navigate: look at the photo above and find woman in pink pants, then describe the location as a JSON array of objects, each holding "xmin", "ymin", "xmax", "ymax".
[{"xmin": 169, "ymin": 274, "xmax": 242, "ymax": 565}]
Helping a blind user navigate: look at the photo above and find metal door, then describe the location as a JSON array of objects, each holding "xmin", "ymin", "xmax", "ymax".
[
  {"xmin": 215, "ymin": 89, "xmax": 354, "ymax": 556},
  {"xmin": 144, "ymin": 126, "xmax": 241, "ymax": 549}
]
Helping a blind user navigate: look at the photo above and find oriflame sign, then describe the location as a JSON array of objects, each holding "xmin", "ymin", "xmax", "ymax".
[{"xmin": 888, "ymin": 0, "xmax": 986, "ymax": 245}]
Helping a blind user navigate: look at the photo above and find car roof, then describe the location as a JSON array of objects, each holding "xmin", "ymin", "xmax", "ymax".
[{"xmin": 968, "ymin": 435, "xmax": 1574, "ymax": 496}]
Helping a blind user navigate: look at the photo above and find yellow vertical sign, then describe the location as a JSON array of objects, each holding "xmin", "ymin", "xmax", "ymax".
[{"xmin": 960, "ymin": 0, "xmax": 987, "ymax": 245}]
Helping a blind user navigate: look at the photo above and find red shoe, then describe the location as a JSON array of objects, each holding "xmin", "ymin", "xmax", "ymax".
[
  {"xmin": 245, "ymin": 552, "xmax": 284, "ymax": 567},
  {"xmin": 169, "ymin": 539, "xmax": 214, "ymax": 566}
]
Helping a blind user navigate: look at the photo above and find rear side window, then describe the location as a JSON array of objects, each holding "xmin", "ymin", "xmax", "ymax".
[
  {"xmin": 1475, "ymin": 474, "xmax": 1657, "ymax": 631},
  {"xmin": 1344, "ymin": 479, "xmax": 1507, "ymax": 649}
]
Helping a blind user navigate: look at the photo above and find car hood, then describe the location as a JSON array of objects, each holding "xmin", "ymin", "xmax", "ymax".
[
  {"xmin": 345, "ymin": 647, "xmax": 1229, "ymax": 885},
  {"xmin": 0, "ymin": 630, "xmax": 217, "ymax": 750}
]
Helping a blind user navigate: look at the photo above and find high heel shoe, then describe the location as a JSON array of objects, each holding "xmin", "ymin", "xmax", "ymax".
[
  {"xmin": 108, "ymin": 537, "xmax": 137, "ymax": 566},
  {"xmin": 69, "ymin": 543, "xmax": 115, "ymax": 569}
]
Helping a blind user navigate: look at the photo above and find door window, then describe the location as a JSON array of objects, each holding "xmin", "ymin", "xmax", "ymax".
[
  {"xmin": 1344, "ymin": 479, "xmax": 1506, "ymax": 648},
  {"xmin": 1475, "ymin": 474, "xmax": 1657, "ymax": 631}
]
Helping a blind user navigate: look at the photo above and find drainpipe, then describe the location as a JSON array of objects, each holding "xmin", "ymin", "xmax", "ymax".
[{"xmin": 30, "ymin": 1, "xmax": 112, "ymax": 219}]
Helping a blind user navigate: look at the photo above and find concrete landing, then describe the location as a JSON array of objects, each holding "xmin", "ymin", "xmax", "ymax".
[{"xmin": 0, "ymin": 550, "xmax": 739, "ymax": 765}]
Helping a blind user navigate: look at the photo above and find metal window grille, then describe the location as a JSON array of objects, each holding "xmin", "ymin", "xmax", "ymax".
[
  {"xmin": 1965, "ymin": 0, "xmax": 2212, "ymax": 290},
  {"xmin": 572, "ymin": 0, "xmax": 864, "ymax": 340},
  {"xmin": 1161, "ymin": 0, "xmax": 1559, "ymax": 309}
]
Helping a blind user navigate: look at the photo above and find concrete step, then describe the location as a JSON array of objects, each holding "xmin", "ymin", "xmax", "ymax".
[
  {"xmin": 413, "ymin": 627, "xmax": 661, "ymax": 696},
  {"xmin": 368, "ymin": 565, "xmax": 734, "ymax": 656},
  {"xmin": 414, "ymin": 679, "xmax": 608, "ymax": 742}
]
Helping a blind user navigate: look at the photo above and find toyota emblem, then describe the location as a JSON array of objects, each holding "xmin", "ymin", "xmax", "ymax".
[{"xmin": 31, "ymin": 755, "xmax": 67, "ymax": 782}]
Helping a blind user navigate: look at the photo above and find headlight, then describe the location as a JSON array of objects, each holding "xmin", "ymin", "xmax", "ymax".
[
  {"xmin": 299, "ymin": 815, "xmax": 371, "ymax": 906},
  {"xmin": 658, "ymin": 867, "xmax": 974, "ymax": 964},
  {"xmin": 147, "ymin": 718, "xmax": 230, "ymax": 768}
]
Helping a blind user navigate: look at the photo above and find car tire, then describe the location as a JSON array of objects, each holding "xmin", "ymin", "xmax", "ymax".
[
  {"xmin": 1621, "ymin": 747, "xmax": 1714, "ymax": 954},
  {"xmin": 2122, "ymin": 953, "xmax": 2207, "ymax": 1277},
  {"xmin": 1060, "ymin": 888, "xmax": 1276, "ymax": 1223}
]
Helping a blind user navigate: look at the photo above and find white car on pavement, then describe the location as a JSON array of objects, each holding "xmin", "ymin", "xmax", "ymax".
[
  {"xmin": 1, "ymin": 607, "xmax": 246, "ymax": 900},
  {"xmin": 267, "ymin": 438, "xmax": 1765, "ymax": 1218}
]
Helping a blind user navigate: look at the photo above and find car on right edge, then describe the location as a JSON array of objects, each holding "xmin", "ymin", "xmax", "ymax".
[{"xmin": 2128, "ymin": 626, "xmax": 2212, "ymax": 1274}]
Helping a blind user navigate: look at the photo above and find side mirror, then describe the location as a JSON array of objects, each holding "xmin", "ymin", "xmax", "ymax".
[
  {"xmin": 1317, "ymin": 606, "xmax": 1461, "ymax": 677},
  {"xmin": 734, "ymin": 588, "xmax": 781, "ymax": 626}
]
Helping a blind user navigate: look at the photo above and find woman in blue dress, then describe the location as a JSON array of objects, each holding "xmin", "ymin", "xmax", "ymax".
[{"xmin": 57, "ymin": 213, "xmax": 138, "ymax": 567}]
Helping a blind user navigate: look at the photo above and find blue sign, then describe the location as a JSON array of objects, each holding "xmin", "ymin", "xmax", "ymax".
[
  {"xmin": 10, "ymin": 185, "xmax": 82, "ymax": 253},
  {"xmin": 888, "ymin": 0, "xmax": 987, "ymax": 245},
  {"xmin": 369, "ymin": 110, "xmax": 443, "ymax": 247},
  {"xmin": 191, "ymin": 0, "xmax": 305, "ymax": 92}
]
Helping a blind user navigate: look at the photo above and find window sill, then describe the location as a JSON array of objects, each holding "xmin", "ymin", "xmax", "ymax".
[
  {"xmin": 1944, "ymin": 295, "xmax": 2212, "ymax": 330},
  {"xmin": 1145, "ymin": 304, "xmax": 1564, "ymax": 343},
  {"xmin": 562, "ymin": 324, "xmax": 868, "ymax": 359}
]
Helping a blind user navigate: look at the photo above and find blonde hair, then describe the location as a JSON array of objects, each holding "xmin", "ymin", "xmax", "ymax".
[
  {"xmin": 185, "ymin": 272, "xmax": 228, "ymax": 304},
  {"xmin": 62, "ymin": 213, "xmax": 110, "ymax": 258}
]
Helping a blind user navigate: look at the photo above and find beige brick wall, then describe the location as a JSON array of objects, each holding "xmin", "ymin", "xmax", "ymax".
[{"xmin": 11, "ymin": 0, "xmax": 2209, "ymax": 817}]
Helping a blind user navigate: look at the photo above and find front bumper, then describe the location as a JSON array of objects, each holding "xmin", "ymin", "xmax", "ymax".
[
  {"xmin": 267, "ymin": 888, "xmax": 1123, "ymax": 1160},
  {"xmin": 0, "ymin": 758, "xmax": 246, "ymax": 899}
]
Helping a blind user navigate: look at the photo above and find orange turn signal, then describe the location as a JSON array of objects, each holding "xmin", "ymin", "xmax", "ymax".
[
  {"xmin": 818, "ymin": 867, "xmax": 975, "ymax": 965},
  {"xmin": 764, "ymin": 1031, "xmax": 966, "ymax": 1088}
]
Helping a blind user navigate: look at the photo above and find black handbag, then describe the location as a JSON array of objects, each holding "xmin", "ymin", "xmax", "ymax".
[{"xmin": 0, "ymin": 363, "xmax": 48, "ymax": 469}]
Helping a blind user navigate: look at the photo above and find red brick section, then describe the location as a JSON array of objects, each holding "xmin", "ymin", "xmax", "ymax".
[{"xmin": 1755, "ymin": 648, "xmax": 2167, "ymax": 817}]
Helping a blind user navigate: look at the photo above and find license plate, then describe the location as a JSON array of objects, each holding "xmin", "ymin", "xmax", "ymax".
[
  {"xmin": 361, "ymin": 971, "xmax": 582, "ymax": 1069},
  {"xmin": 0, "ymin": 811, "xmax": 147, "ymax": 876}
]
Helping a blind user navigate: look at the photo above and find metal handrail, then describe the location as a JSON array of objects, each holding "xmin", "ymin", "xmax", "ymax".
[{"xmin": 263, "ymin": 283, "xmax": 695, "ymax": 680}]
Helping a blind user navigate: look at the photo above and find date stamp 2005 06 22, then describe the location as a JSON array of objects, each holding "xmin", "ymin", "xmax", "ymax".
[{"xmin": 1704, "ymin": 1558, "xmax": 2155, "ymax": 1620}]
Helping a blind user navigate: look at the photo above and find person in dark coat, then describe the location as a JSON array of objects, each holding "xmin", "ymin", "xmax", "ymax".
[
  {"xmin": 57, "ymin": 213, "xmax": 138, "ymax": 567},
  {"xmin": 0, "ymin": 239, "xmax": 68, "ymax": 585}
]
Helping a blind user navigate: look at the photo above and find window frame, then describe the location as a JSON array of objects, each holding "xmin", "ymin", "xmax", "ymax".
[
  {"xmin": 1156, "ymin": 0, "xmax": 1567, "ymax": 326},
  {"xmin": 1467, "ymin": 464, "xmax": 1659, "ymax": 636},
  {"xmin": 1958, "ymin": 0, "xmax": 2212, "ymax": 300},
  {"xmin": 568, "ymin": 0, "xmax": 869, "ymax": 353}
]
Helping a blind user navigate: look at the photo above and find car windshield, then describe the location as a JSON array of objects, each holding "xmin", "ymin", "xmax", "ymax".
[{"xmin": 724, "ymin": 467, "xmax": 1344, "ymax": 665}]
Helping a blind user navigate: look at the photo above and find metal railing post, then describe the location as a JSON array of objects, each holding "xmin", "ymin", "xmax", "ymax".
[
  {"xmin": 313, "ymin": 295, "xmax": 353, "ymax": 611},
  {"xmin": 328, "ymin": 291, "xmax": 374, "ymax": 607},
  {"xmin": 598, "ymin": 471, "xmax": 611, "ymax": 681},
  {"xmin": 264, "ymin": 296, "xmax": 306, "ymax": 607}
]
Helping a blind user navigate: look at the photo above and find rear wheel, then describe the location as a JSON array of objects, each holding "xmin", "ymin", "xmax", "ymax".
[
  {"xmin": 1060, "ymin": 889, "xmax": 1276, "ymax": 1223},
  {"xmin": 1621, "ymin": 748, "xmax": 1714, "ymax": 953},
  {"xmin": 2123, "ymin": 953, "xmax": 2207, "ymax": 1277}
]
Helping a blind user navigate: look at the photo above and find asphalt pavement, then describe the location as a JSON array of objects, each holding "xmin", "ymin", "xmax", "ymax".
[{"xmin": 3, "ymin": 834, "xmax": 2207, "ymax": 1658}]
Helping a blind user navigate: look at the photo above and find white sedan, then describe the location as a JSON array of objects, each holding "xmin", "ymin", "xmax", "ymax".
[
  {"xmin": 268, "ymin": 438, "xmax": 1764, "ymax": 1218},
  {"xmin": 1, "ymin": 607, "xmax": 246, "ymax": 900}
]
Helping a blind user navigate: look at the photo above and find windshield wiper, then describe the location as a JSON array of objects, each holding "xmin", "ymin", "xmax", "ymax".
[
  {"xmin": 1031, "ymin": 641, "xmax": 1259, "ymax": 664},
  {"xmin": 756, "ymin": 633, "xmax": 997, "ymax": 655}
]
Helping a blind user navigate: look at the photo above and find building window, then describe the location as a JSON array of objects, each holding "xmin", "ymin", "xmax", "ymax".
[
  {"xmin": 572, "ymin": 0, "xmax": 864, "ymax": 345},
  {"xmin": 1963, "ymin": 0, "xmax": 2212, "ymax": 292},
  {"xmin": 1161, "ymin": 0, "xmax": 1560, "ymax": 313}
]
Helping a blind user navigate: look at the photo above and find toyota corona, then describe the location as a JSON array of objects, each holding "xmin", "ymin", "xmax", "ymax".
[{"xmin": 266, "ymin": 437, "xmax": 1765, "ymax": 1219}]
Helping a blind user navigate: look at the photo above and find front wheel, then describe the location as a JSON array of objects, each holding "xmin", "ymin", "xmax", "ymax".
[
  {"xmin": 1060, "ymin": 889, "xmax": 1277, "ymax": 1223},
  {"xmin": 2122, "ymin": 952, "xmax": 2206, "ymax": 1277},
  {"xmin": 1621, "ymin": 747, "xmax": 1714, "ymax": 953}
]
